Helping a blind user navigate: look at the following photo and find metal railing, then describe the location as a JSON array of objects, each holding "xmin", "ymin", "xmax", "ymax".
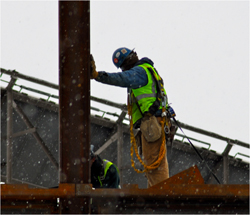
[{"xmin": 1, "ymin": 68, "xmax": 249, "ymax": 163}]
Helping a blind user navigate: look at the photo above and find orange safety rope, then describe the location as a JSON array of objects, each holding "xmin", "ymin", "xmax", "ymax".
[{"xmin": 128, "ymin": 103, "xmax": 167, "ymax": 173}]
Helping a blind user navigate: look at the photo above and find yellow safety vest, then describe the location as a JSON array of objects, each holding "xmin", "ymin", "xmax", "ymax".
[
  {"xmin": 130, "ymin": 63, "xmax": 167, "ymax": 124},
  {"xmin": 97, "ymin": 159, "xmax": 119, "ymax": 187}
]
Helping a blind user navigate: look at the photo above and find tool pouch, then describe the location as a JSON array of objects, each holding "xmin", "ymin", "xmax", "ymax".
[{"xmin": 140, "ymin": 115, "xmax": 162, "ymax": 143}]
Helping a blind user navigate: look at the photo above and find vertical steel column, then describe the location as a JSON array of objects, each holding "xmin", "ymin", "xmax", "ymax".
[
  {"xmin": 6, "ymin": 76, "xmax": 17, "ymax": 184},
  {"xmin": 223, "ymin": 155, "xmax": 229, "ymax": 184},
  {"xmin": 222, "ymin": 141, "xmax": 232, "ymax": 184},
  {"xmin": 117, "ymin": 124, "xmax": 124, "ymax": 186},
  {"xmin": 6, "ymin": 89, "xmax": 13, "ymax": 184},
  {"xmin": 116, "ymin": 111, "xmax": 126, "ymax": 187},
  {"xmin": 59, "ymin": 1, "xmax": 90, "ymax": 213}
]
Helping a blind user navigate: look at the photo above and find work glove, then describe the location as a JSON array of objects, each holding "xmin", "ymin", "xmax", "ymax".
[{"xmin": 90, "ymin": 54, "xmax": 98, "ymax": 79}]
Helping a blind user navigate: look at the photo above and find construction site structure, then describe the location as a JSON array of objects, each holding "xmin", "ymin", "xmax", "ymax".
[
  {"xmin": 1, "ymin": 68, "xmax": 249, "ymax": 188},
  {"xmin": 1, "ymin": 1, "xmax": 249, "ymax": 214}
]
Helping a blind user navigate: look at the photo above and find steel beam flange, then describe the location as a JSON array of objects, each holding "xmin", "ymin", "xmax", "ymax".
[{"xmin": 75, "ymin": 184, "xmax": 93, "ymax": 196}]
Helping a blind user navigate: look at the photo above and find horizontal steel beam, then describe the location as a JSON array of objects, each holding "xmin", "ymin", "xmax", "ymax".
[
  {"xmin": 2, "ymin": 183, "xmax": 248, "ymax": 200},
  {"xmin": 95, "ymin": 132, "xmax": 118, "ymax": 155},
  {"xmin": 1, "ymin": 175, "xmax": 46, "ymax": 188},
  {"xmin": 1, "ymin": 166, "xmax": 248, "ymax": 213},
  {"xmin": 2, "ymin": 128, "xmax": 36, "ymax": 141},
  {"xmin": 1, "ymin": 183, "xmax": 248, "ymax": 214}
]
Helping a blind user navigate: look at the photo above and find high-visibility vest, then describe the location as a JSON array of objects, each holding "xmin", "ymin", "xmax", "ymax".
[
  {"xmin": 97, "ymin": 159, "xmax": 119, "ymax": 187},
  {"xmin": 130, "ymin": 63, "xmax": 167, "ymax": 124}
]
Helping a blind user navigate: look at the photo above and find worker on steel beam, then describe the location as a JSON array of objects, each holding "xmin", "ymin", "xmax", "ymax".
[
  {"xmin": 90, "ymin": 48, "xmax": 176, "ymax": 187},
  {"xmin": 90, "ymin": 145, "xmax": 120, "ymax": 189}
]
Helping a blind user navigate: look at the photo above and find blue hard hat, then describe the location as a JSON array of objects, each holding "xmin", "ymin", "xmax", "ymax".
[{"xmin": 112, "ymin": 47, "xmax": 133, "ymax": 68}]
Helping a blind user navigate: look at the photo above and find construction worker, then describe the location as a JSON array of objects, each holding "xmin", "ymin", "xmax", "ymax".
[
  {"xmin": 90, "ymin": 145, "xmax": 120, "ymax": 188},
  {"xmin": 90, "ymin": 48, "xmax": 174, "ymax": 187}
]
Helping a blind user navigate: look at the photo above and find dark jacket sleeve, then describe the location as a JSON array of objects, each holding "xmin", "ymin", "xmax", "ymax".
[
  {"xmin": 102, "ymin": 165, "xmax": 120, "ymax": 188},
  {"xmin": 95, "ymin": 66, "xmax": 148, "ymax": 89}
]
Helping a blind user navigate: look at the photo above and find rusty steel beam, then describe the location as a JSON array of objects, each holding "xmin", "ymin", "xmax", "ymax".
[
  {"xmin": 59, "ymin": 1, "xmax": 90, "ymax": 213},
  {"xmin": 1, "ymin": 167, "xmax": 249, "ymax": 213},
  {"xmin": 2, "ymin": 182, "xmax": 248, "ymax": 201},
  {"xmin": 59, "ymin": 0, "xmax": 90, "ymax": 184},
  {"xmin": 1, "ymin": 177, "xmax": 249, "ymax": 214}
]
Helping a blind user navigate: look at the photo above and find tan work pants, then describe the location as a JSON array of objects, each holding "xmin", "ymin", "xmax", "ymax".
[{"xmin": 141, "ymin": 117, "xmax": 169, "ymax": 188}]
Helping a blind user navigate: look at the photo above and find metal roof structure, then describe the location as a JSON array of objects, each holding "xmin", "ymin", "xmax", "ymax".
[
  {"xmin": 1, "ymin": 69, "xmax": 249, "ymax": 187},
  {"xmin": 1, "ymin": 68, "xmax": 249, "ymax": 188},
  {"xmin": 1, "ymin": 67, "xmax": 249, "ymax": 213}
]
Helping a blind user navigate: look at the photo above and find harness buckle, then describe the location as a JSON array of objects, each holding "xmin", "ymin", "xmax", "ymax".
[{"xmin": 164, "ymin": 125, "xmax": 170, "ymax": 134}]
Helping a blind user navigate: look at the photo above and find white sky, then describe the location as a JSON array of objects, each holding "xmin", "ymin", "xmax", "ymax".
[{"xmin": 1, "ymin": 1, "xmax": 249, "ymax": 159}]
